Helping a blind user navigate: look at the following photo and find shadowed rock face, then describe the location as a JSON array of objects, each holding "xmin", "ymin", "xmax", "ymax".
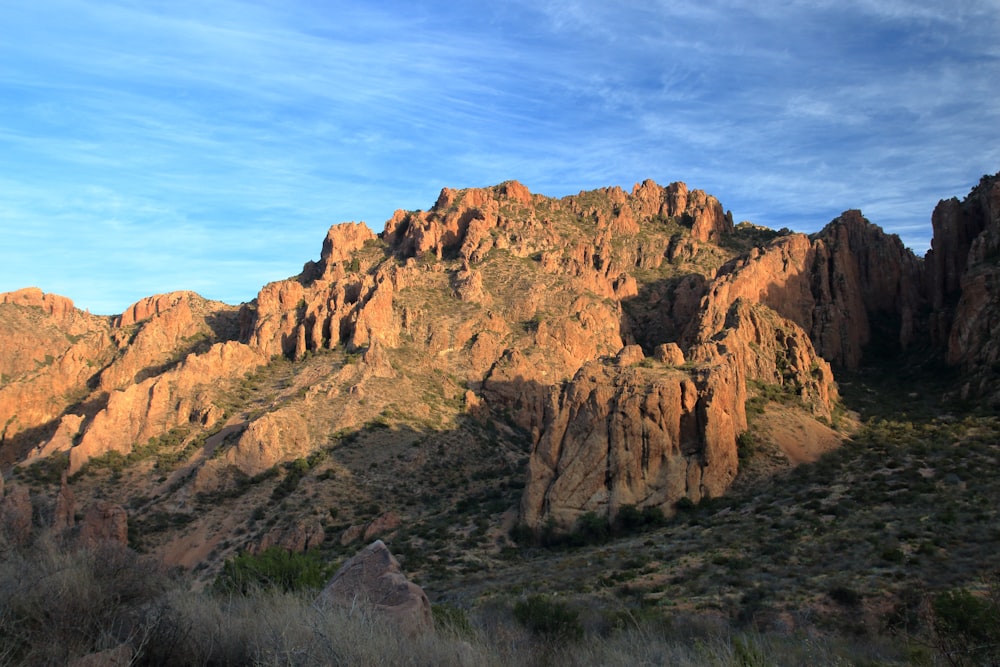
[
  {"xmin": 316, "ymin": 540, "xmax": 433, "ymax": 636},
  {"xmin": 926, "ymin": 173, "xmax": 1000, "ymax": 401},
  {"xmin": 685, "ymin": 211, "xmax": 924, "ymax": 370}
]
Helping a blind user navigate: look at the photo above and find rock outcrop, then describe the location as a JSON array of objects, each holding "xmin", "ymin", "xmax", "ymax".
[
  {"xmin": 521, "ymin": 348, "xmax": 745, "ymax": 529},
  {"xmin": 224, "ymin": 407, "xmax": 311, "ymax": 477},
  {"xmin": 316, "ymin": 540, "xmax": 433, "ymax": 635},
  {"xmin": 0, "ymin": 287, "xmax": 77, "ymax": 320},
  {"xmin": 926, "ymin": 173, "xmax": 1000, "ymax": 401},
  {"xmin": 77, "ymin": 501, "xmax": 129, "ymax": 548},
  {"xmin": 685, "ymin": 210, "xmax": 923, "ymax": 370},
  {"xmin": 255, "ymin": 519, "xmax": 325, "ymax": 554},
  {"xmin": 0, "ymin": 292, "xmax": 114, "ymax": 460},
  {"xmin": 4, "ymin": 171, "xmax": 999, "ymax": 581},
  {"xmin": 68, "ymin": 341, "xmax": 265, "ymax": 474}
]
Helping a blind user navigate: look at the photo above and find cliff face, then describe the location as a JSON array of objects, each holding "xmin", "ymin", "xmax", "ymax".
[
  {"xmin": 685, "ymin": 211, "xmax": 923, "ymax": 370},
  {"xmin": 520, "ymin": 346, "xmax": 745, "ymax": 530},
  {"xmin": 0, "ymin": 289, "xmax": 115, "ymax": 463},
  {"xmin": 2, "ymin": 172, "xmax": 998, "ymax": 573},
  {"xmin": 926, "ymin": 174, "xmax": 1000, "ymax": 401}
]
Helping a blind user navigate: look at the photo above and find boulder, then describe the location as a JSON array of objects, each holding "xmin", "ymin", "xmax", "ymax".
[{"xmin": 316, "ymin": 540, "xmax": 433, "ymax": 635}]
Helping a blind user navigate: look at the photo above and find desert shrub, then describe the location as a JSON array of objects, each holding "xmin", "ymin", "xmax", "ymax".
[
  {"xmin": 213, "ymin": 546, "xmax": 335, "ymax": 595},
  {"xmin": 612, "ymin": 504, "xmax": 667, "ymax": 537},
  {"xmin": 432, "ymin": 603, "xmax": 474, "ymax": 637},
  {"xmin": 736, "ymin": 431, "xmax": 757, "ymax": 460},
  {"xmin": 675, "ymin": 496, "xmax": 696, "ymax": 512},
  {"xmin": 513, "ymin": 595, "xmax": 583, "ymax": 641},
  {"xmin": 828, "ymin": 585, "xmax": 862, "ymax": 607},
  {"xmin": 16, "ymin": 452, "xmax": 69, "ymax": 486},
  {"xmin": 0, "ymin": 534, "xmax": 168, "ymax": 665},
  {"xmin": 571, "ymin": 511, "xmax": 610, "ymax": 546},
  {"xmin": 930, "ymin": 587, "xmax": 1000, "ymax": 666}
]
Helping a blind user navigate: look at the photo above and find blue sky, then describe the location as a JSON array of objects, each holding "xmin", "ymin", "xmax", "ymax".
[{"xmin": 2, "ymin": 1, "xmax": 998, "ymax": 315}]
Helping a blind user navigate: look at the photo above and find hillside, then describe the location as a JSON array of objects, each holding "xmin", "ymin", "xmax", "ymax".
[{"xmin": 1, "ymin": 173, "xmax": 998, "ymax": 655}]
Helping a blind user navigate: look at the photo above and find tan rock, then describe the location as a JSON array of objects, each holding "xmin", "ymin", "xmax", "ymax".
[
  {"xmin": 31, "ymin": 413, "xmax": 84, "ymax": 460},
  {"xmin": 69, "ymin": 341, "xmax": 265, "ymax": 474},
  {"xmin": 340, "ymin": 524, "xmax": 365, "ymax": 546},
  {"xmin": 520, "ymin": 357, "xmax": 744, "ymax": 530},
  {"xmin": 225, "ymin": 408, "xmax": 311, "ymax": 477},
  {"xmin": 616, "ymin": 344, "xmax": 645, "ymax": 366},
  {"xmin": 316, "ymin": 540, "xmax": 433, "ymax": 635},
  {"xmin": 685, "ymin": 211, "xmax": 923, "ymax": 370},
  {"xmin": 928, "ymin": 173, "xmax": 1000, "ymax": 402},
  {"xmin": 0, "ymin": 287, "xmax": 76, "ymax": 319},
  {"xmin": 257, "ymin": 519, "xmax": 325, "ymax": 553},
  {"xmin": 654, "ymin": 342, "xmax": 686, "ymax": 365},
  {"xmin": 101, "ymin": 291, "xmax": 224, "ymax": 391},
  {"xmin": 453, "ymin": 266, "xmax": 490, "ymax": 304},
  {"xmin": 78, "ymin": 501, "xmax": 128, "ymax": 548},
  {"xmin": 363, "ymin": 511, "xmax": 401, "ymax": 541},
  {"xmin": 116, "ymin": 290, "xmax": 192, "ymax": 327},
  {"xmin": 319, "ymin": 222, "xmax": 377, "ymax": 270},
  {"xmin": 362, "ymin": 338, "xmax": 396, "ymax": 379},
  {"xmin": 689, "ymin": 299, "xmax": 837, "ymax": 420},
  {"xmin": 0, "ymin": 298, "xmax": 114, "ymax": 455}
]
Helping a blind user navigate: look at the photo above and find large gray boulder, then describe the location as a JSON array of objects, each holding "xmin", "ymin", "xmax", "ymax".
[{"xmin": 316, "ymin": 539, "xmax": 433, "ymax": 635}]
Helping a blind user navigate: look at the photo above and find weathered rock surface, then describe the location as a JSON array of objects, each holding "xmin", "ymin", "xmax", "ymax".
[
  {"xmin": 224, "ymin": 407, "xmax": 311, "ymax": 477},
  {"xmin": 100, "ymin": 291, "xmax": 236, "ymax": 391},
  {"xmin": 53, "ymin": 473, "xmax": 75, "ymax": 532},
  {"xmin": 316, "ymin": 540, "xmax": 433, "ymax": 635},
  {"xmin": 0, "ymin": 293, "xmax": 114, "ymax": 461},
  {"xmin": 77, "ymin": 501, "xmax": 129, "ymax": 548},
  {"xmin": 686, "ymin": 210, "xmax": 923, "ymax": 370},
  {"xmin": 521, "ymin": 350, "xmax": 745, "ymax": 529},
  {"xmin": 689, "ymin": 299, "xmax": 837, "ymax": 420},
  {"xmin": 0, "ymin": 287, "xmax": 77, "ymax": 319},
  {"xmin": 69, "ymin": 341, "xmax": 265, "ymax": 474},
  {"xmin": 256, "ymin": 519, "xmax": 325, "ymax": 553},
  {"xmin": 3, "ymin": 172, "xmax": 999, "ymax": 580},
  {"xmin": 926, "ymin": 173, "xmax": 1000, "ymax": 402}
]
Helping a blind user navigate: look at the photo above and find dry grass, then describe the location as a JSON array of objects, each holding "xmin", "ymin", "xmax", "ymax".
[{"xmin": 0, "ymin": 531, "xmax": 917, "ymax": 666}]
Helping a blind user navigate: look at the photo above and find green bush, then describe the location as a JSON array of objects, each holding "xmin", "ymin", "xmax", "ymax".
[
  {"xmin": 736, "ymin": 431, "xmax": 757, "ymax": 460},
  {"xmin": 931, "ymin": 588, "xmax": 1000, "ymax": 666},
  {"xmin": 571, "ymin": 511, "xmax": 610, "ymax": 546},
  {"xmin": 513, "ymin": 595, "xmax": 583, "ymax": 641},
  {"xmin": 213, "ymin": 547, "xmax": 335, "ymax": 595}
]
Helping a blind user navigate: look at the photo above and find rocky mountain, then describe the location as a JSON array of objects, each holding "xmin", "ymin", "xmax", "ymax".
[{"xmin": 1, "ymin": 172, "xmax": 997, "ymax": 582}]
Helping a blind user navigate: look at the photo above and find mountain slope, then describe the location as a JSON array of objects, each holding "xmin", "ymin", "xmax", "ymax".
[{"xmin": 1, "ymin": 172, "xmax": 998, "ymax": 591}]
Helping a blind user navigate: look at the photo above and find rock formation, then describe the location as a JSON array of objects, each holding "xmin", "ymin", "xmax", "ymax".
[
  {"xmin": 77, "ymin": 501, "xmax": 129, "ymax": 549},
  {"xmin": 316, "ymin": 540, "xmax": 433, "ymax": 635},
  {"xmin": 684, "ymin": 211, "xmax": 923, "ymax": 370},
  {"xmin": 925, "ymin": 173, "xmax": 1000, "ymax": 401},
  {"xmin": 521, "ymin": 347, "xmax": 745, "ymax": 529},
  {"xmin": 223, "ymin": 407, "xmax": 311, "ymax": 478},
  {"xmin": 68, "ymin": 341, "xmax": 265, "ymax": 474},
  {"xmin": 255, "ymin": 520, "xmax": 325, "ymax": 554},
  {"xmin": 1, "ymin": 171, "xmax": 998, "ymax": 577}
]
